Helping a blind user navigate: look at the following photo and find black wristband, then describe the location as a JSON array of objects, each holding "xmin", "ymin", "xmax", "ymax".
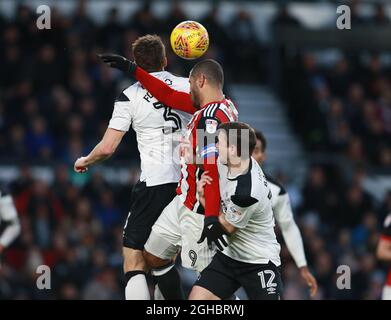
[{"xmin": 204, "ymin": 215, "xmax": 219, "ymax": 225}]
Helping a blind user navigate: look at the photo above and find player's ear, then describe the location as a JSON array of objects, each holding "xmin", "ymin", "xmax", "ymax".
[
  {"xmin": 162, "ymin": 56, "xmax": 168, "ymax": 69},
  {"xmin": 229, "ymin": 144, "xmax": 236, "ymax": 155},
  {"xmin": 199, "ymin": 74, "xmax": 206, "ymax": 88}
]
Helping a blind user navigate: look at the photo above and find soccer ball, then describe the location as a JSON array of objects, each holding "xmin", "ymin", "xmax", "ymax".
[{"xmin": 170, "ymin": 21, "xmax": 209, "ymax": 60}]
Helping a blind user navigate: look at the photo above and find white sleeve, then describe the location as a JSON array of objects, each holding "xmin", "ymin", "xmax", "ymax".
[
  {"xmin": 108, "ymin": 96, "xmax": 134, "ymax": 132},
  {"xmin": 0, "ymin": 195, "xmax": 21, "ymax": 248},
  {"xmin": 225, "ymin": 199, "xmax": 258, "ymax": 229},
  {"xmin": 273, "ymin": 193, "xmax": 307, "ymax": 268}
]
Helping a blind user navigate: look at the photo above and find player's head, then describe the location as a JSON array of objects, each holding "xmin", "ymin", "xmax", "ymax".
[
  {"xmin": 189, "ymin": 59, "xmax": 224, "ymax": 109},
  {"xmin": 252, "ymin": 130, "xmax": 267, "ymax": 164},
  {"xmin": 217, "ymin": 122, "xmax": 256, "ymax": 166},
  {"xmin": 132, "ymin": 34, "xmax": 167, "ymax": 72}
]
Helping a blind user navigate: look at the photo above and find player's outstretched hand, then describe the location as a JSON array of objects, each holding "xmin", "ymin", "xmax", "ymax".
[
  {"xmin": 300, "ymin": 266, "xmax": 318, "ymax": 298},
  {"xmin": 74, "ymin": 157, "xmax": 89, "ymax": 173},
  {"xmin": 198, "ymin": 216, "xmax": 228, "ymax": 251},
  {"xmin": 98, "ymin": 53, "xmax": 137, "ymax": 75}
]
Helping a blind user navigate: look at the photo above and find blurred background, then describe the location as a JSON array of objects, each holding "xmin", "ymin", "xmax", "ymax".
[{"xmin": 0, "ymin": 0, "xmax": 390, "ymax": 300}]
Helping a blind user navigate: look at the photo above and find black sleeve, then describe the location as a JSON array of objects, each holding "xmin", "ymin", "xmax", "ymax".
[
  {"xmin": 115, "ymin": 91, "xmax": 130, "ymax": 102},
  {"xmin": 231, "ymin": 194, "xmax": 258, "ymax": 208}
]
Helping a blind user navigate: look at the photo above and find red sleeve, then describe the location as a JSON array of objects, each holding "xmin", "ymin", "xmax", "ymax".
[
  {"xmin": 203, "ymin": 158, "xmax": 220, "ymax": 218},
  {"xmin": 134, "ymin": 66, "xmax": 197, "ymax": 114},
  {"xmin": 380, "ymin": 235, "xmax": 391, "ymax": 243}
]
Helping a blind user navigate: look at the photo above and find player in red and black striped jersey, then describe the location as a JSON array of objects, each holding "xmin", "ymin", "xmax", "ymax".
[
  {"xmin": 377, "ymin": 212, "xmax": 391, "ymax": 300},
  {"xmin": 130, "ymin": 59, "xmax": 238, "ymax": 222},
  {"xmin": 130, "ymin": 59, "xmax": 238, "ymax": 247},
  {"xmin": 100, "ymin": 54, "xmax": 238, "ymax": 225},
  {"xmin": 176, "ymin": 99, "xmax": 238, "ymax": 216}
]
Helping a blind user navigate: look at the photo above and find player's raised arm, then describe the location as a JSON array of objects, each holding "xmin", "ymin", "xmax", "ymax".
[
  {"xmin": 196, "ymin": 119, "xmax": 221, "ymax": 220},
  {"xmin": 193, "ymin": 108, "xmax": 230, "ymax": 251},
  {"xmin": 74, "ymin": 90, "xmax": 130, "ymax": 173},
  {"xmin": 134, "ymin": 66, "xmax": 195, "ymax": 112},
  {"xmin": 74, "ymin": 128, "xmax": 126, "ymax": 173},
  {"xmin": 98, "ymin": 54, "xmax": 197, "ymax": 114}
]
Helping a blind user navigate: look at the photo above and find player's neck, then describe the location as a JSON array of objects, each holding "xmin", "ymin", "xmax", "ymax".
[
  {"xmin": 200, "ymin": 89, "xmax": 224, "ymax": 108},
  {"xmin": 228, "ymin": 158, "xmax": 250, "ymax": 177}
]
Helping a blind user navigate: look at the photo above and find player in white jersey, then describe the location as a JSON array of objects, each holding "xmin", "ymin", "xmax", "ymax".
[
  {"xmin": 252, "ymin": 130, "xmax": 318, "ymax": 298},
  {"xmin": 0, "ymin": 188, "xmax": 21, "ymax": 267},
  {"xmin": 190, "ymin": 122, "xmax": 282, "ymax": 300},
  {"xmin": 74, "ymin": 35, "xmax": 191, "ymax": 300}
]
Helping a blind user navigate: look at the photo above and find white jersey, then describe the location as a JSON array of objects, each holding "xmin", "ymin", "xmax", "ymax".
[
  {"xmin": 266, "ymin": 174, "xmax": 307, "ymax": 268},
  {"xmin": 109, "ymin": 71, "xmax": 192, "ymax": 187},
  {"xmin": 0, "ymin": 189, "xmax": 20, "ymax": 248},
  {"xmin": 218, "ymin": 158, "xmax": 281, "ymax": 266}
]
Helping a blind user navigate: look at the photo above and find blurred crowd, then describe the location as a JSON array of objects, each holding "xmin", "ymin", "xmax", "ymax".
[
  {"xmin": 1, "ymin": 160, "xmax": 390, "ymax": 299},
  {"xmin": 283, "ymin": 52, "xmax": 391, "ymax": 169},
  {"xmin": 276, "ymin": 1, "xmax": 391, "ymax": 299},
  {"xmin": 273, "ymin": 1, "xmax": 391, "ymax": 170},
  {"xmin": 0, "ymin": 1, "xmax": 264, "ymax": 166},
  {"xmin": 279, "ymin": 165, "xmax": 390, "ymax": 299},
  {"xmin": 0, "ymin": 0, "xmax": 390, "ymax": 300}
]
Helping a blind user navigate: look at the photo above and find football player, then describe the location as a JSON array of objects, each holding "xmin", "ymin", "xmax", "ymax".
[{"xmin": 252, "ymin": 130, "xmax": 318, "ymax": 298}]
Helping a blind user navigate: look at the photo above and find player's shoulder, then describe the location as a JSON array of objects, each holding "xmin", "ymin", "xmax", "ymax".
[
  {"xmin": 116, "ymin": 83, "xmax": 139, "ymax": 103},
  {"xmin": 230, "ymin": 159, "xmax": 260, "ymax": 208},
  {"xmin": 202, "ymin": 102, "xmax": 221, "ymax": 118},
  {"xmin": 197, "ymin": 104, "xmax": 220, "ymax": 133},
  {"xmin": 0, "ymin": 185, "xmax": 11, "ymax": 198},
  {"xmin": 250, "ymin": 160, "xmax": 272, "ymax": 198},
  {"xmin": 162, "ymin": 71, "xmax": 188, "ymax": 81},
  {"xmin": 264, "ymin": 172, "xmax": 287, "ymax": 196},
  {"xmin": 202, "ymin": 99, "xmax": 238, "ymax": 122}
]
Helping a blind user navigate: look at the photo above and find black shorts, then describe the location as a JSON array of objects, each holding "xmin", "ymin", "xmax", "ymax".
[
  {"xmin": 123, "ymin": 181, "xmax": 177, "ymax": 250},
  {"xmin": 195, "ymin": 251, "xmax": 283, "ymax": 300}
]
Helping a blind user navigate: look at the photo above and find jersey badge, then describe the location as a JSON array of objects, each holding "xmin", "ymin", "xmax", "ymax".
[{"xmin": 205, "ymin": 119, "xmax": 218, "ymax": 134}]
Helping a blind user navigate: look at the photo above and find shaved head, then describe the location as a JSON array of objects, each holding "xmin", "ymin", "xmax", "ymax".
[{"xmin": 190, "ymin": 59, "xmax": 224, "ymax": 88}]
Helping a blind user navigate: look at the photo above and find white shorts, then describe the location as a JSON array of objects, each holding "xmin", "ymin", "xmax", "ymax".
[
  {"xmin": 144, "ymin": 195, "xmax": 216, "ymax": 272},
  {"xmin": 382, "ymin": 285, "xmax": 391, "ymax": 300}
]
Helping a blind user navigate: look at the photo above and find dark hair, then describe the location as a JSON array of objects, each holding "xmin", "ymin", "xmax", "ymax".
[
  {"xmin": 190, "ymin": 59, "xmax": 224, "ymax": 88},
  {"xmin": 132, "ymin": 34, "xmax": 166, "ymax": 72},
  {"xmin": 254, "ymin": 130, "xmax": 267, "ymax": 152},
  {"xmin": 218, "ymin": 122, "xmax": 256, "ymax": 158}
]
